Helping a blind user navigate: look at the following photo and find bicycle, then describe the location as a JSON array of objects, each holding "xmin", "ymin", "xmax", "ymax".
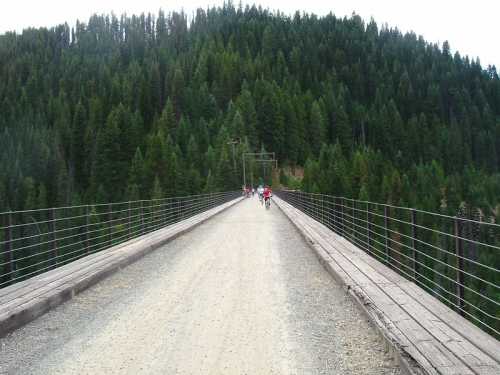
[{"xmin": 265, "ymin": 197, "xmax": 271, "ymax": 209}]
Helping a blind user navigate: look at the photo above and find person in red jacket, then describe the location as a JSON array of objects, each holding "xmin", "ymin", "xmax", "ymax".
[{"xmin": 263, "ymin": 186, "xmax": 272, "ymax": 206}]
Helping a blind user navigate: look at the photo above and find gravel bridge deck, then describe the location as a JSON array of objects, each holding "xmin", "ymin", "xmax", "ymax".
[{"xmin": 0, "ymin": 197, "xmax": 398, "ymax": 374}]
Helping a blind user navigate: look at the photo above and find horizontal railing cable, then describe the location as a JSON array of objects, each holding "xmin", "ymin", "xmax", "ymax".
[
  {"xmin": 276, "ymin": 190, "xmax": 500, "ymax": 339},
  {"xmin": 304, "ymin": 209, "xmax": 500, "ymax": 336},
  {"xmin": 0, "ymin": 191, "xmax": 240, "ymax": 289},
  {"xmin": 340, "ymin": 195, "xmax": 500, "ymax": 228},
  {"xmin": 299, "ymin": 194, "xmax": 500, "ymax": 299},
  {"xmin": 331, "ymin": 206, "xmax": 500, "ymax": 290}
]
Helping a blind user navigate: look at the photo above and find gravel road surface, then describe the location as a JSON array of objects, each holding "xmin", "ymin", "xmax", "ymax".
[{"xmin": 0, "ymin": 198, "xmax": 400, "ymax": 374}]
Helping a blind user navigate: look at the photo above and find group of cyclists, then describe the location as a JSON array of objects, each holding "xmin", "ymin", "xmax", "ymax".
[{"xmin": 243, "ymin": 184, "xmax": 272, "ymax": 208}]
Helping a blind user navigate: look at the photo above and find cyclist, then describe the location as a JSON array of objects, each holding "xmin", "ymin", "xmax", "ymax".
[
  {"xmin": 263, "ymin": 186, "xmax": 272, "ymax": 208},
  {"xmin": 257, "ymin": 185, "xmax": 264, "ymax": 204}
]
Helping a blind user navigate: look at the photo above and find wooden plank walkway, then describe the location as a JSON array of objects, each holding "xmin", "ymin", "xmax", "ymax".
[
  {"xmin": 275, "ymin": 197, "xmax": 500, "ymax": 375},
  {"xmin": 0, "ymin": 198, "xmax": 242, "ymax": 336}
]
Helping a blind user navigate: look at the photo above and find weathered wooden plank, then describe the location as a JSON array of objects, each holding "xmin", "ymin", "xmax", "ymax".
[
  {"xmin": 0, "ymin": 215, "xmax": 203, "ymax": 305},
  {"xmin": 0, "ymin": 198, "xmax": 242, "ymax": 337},
  {"xmin": 0, "ymin": 251, "xmax": 125, "ymax": 314},
  {"xmin": 278, "ymin": 201, "xmax": 440, "ymax": 374},
  {"xmin": 330, "ymin": 238, "xmax": 499, "ymax": 372},
  {"xmin": 415, "ymin": 341, "xmax": 474, "ymax": 374},
  {"xmin": 305, "ymin": 215, "xmax": 500, "ymax": 367},
  {"xmin": 289, "ymin": 215, "xmax": 446, "ymax": 372},
  {"xmin": 275, "ymin": 198, "xmax": 500, "ymax": 375},
  {"xmin": 330, "ymin": 231, "xmax": 500, "ymax": 364},
  {"xmin": 0, "ymin": 201, "xmax": 231, "ymax": 308}
]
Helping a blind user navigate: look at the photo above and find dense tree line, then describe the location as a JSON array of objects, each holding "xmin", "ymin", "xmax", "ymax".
[
  {"xmin": 0, "ymin": 2, "xmax": 499, "ymax": 333},
  {"xmin": 0, "ymin": 3, "xmax": 499, "ymax": 215}
]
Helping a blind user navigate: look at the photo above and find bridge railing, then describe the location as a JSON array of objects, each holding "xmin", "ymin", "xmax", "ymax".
[
  {"xmin": 0, "ymin": 191, "xmax": 240, "ymax": 289},
  {"xmin": 276, "ymin": 190, "xmax": 500, "ymax": 339}
]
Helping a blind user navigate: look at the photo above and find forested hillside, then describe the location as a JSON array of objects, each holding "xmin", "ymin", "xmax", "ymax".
[{"xmin": 0, "ymin": 3, "xmax": 499, "ymax": 218}]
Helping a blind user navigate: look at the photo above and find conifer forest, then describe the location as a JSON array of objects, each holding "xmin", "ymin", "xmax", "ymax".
[{"xmin": 0, "ymin": 3, "xmax": 499, "ymax": 331}]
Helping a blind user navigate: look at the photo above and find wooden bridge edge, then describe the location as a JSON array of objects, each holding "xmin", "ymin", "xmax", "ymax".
[
  {"xmin": 273, "ymin": 197, "xmax": 429, "ymax": 375},
  {"xmin": 0, "ymin": 197, "xmax": 244, "ymax": 338}
]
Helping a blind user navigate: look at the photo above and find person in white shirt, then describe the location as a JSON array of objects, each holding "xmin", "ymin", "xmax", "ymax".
[{"xmin": 257, "ymin": 185, "xmax": 264, "ymax": 203}]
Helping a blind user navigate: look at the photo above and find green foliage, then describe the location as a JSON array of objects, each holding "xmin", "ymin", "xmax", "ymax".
[
  {"xmin": 0, "ymin": 3, "xmax": 498, "ymax": 222},
  {"xmin": 151, "ymin": 176, "xmax": 164, "ymax": 199}
]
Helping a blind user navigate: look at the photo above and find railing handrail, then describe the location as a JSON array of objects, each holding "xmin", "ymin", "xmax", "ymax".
[
  {"xmin": 1, "ymin": 190, "xmax": 241, "ymax": 289},
  {"xmin": 0, "ymin": 190, "xmax": 235, "ymax": 216},
  {"xmin": 278, "ymin": 190, "xmax": 500, "ymax": 228},
  {"xmin": 276, "ymin": 189, "xmax": 500, "ymax": 340}
]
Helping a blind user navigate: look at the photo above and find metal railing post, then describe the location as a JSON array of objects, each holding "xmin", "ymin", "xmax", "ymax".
[
  {"xmin": 367, "ymin": 202, "xmax": 372, "ymax": 255},
  {"xmin": 331, "ymin": 196, "xmax": 336, "ymax": 233},
  {"xmin": 49, "ymin": 208, "xmax": 57, "ymax": 268},
  {"xmin": 108, "ymin": 203, "xmax": 113, "ymax": 245},
  {"xmin": 455, "ymin": 218, "xmax": 465, "ymax": 316},
  {"xmin": 317, "ymin": 194, "xmax": 320, "ymax": 221},
  {"xmin": 151, "ymin": 200, "xmax": 155, "ymax": 230},
  {"xmin": 331, "ymin": 195, "xmax": 334, "ymax": 229},
  {"xmin": 315, "ymin": 194, "xmax": 318, "ymax": 219},
  {"xmin": 316, "ymin": 195, "xmax": 319, "ymax": 222},
  {"xmin": 313, "ymin": 194, "xmax": 316, "ymax": 220},
  {"xmin": 4, "ymin": 212, "xmax": 14, "ymax": 282},
  {"xmin": 340, "ymin": 197, "xmax": 344, "ymax": 237},
  {"xmin": 164, "ymin": 199, "xmax": 168, "ymax": 226},
  {"xmin": 411, "ymin": 209, "xmax": 418, "ymax": 281},
  {"xmin": 178, "ymin": 198, "xmax": 182, "ymax": 221},
  {"xmin": 352, "ymin": 199, "xmax": 356, "ymax": 241},
  {"xmin": 140, "ymin": 200, "xmax": 144, "ymax": 234},
  {"xmin": 308, "ymin": 193, "xmax": 312, "ymax": 217},
  {"xmin": 320, "ymin": 194, "xmax": 323, "ymax": 224},
  {"xmin": 384, "ymin": 205, "xmax": 390, "ymax": 266},
  {"xmin": 326, "ymin": 195, "xmax": 331, "ymax": 230},
  {"xmin": 85, "ymin": 205, "xmax": 90, "ymax": 254},
  {"xmin": 128, "ymin": 202, "xmax": 132, "ymax": 238}
]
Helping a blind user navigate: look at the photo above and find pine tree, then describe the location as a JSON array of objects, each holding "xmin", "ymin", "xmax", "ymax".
[
  {"xmin": 334, "ymin": 102, "xmax": 352, "ymax": 153},
  {"xmin": 204, "ymin": 169, "xmax": 216, "ymax": 193},
  {"xmin": 231, "ymin": 111, "xmax": 245, "ymax": 139},
  {"xmin": 144, "ymin": 132, "xmax": 166, "ymax": 194},
  {"xmin": 215, "ymin": 144, "xmax": 234, "ymax": 190},
  {"xmin": 159, "ymin": 97, "xmax": 177, "ymax": 137},
  {"xmin": 309, "ymin": 101, "xmax": 326, "ymax": 156},
  {"xmin": 161, "ymin": 135, "xmax": 179, "ymax": 196},
  {"xmin": 70, "ymin": 101, "xmax": 87, "ymax": 188},
  {"xmin": 0, "ymin": 7, "xmax": 499, "ymax": 268},
  {"xmin": 171, "ymin": 66, "xmax": 185, "ymax": 119},
  {"xmin": 92, "ymin": 108, "xmax": 125, "ymax": 202},
  {"xmin": 127, "ymin": 148, "xmax": 146, "ymax": 200},
  {"xmin": 186, "ymin": 135, "xmax": 199, "ymax": 168},
  {"xmin": 151, "ymin": 175, "xmax": 163, "ymax": 199},
  {"xmin": 236, "ymin": 87, "xmax": 258, "ymax": 148}
]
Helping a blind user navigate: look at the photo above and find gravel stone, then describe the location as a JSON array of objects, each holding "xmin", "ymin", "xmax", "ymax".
[{"xmin": 0, "ymin": 198, "xmax": 400, "ymax": 374}]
